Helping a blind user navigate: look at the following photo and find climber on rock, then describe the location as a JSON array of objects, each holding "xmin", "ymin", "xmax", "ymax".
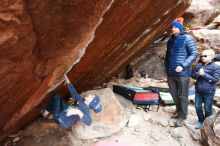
[{"xmin": 40, "ymin": 74, "xmax": 102, "ymax": 128}]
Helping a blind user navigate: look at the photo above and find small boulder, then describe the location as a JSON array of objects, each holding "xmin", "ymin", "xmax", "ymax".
[{"xmin": 73, "ymin": 88, "xmax": 132, "ymax": 139}]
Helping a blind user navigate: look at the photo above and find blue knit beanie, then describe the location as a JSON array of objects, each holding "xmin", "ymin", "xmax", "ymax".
[
  {"xmin": 171, "ymin": 21, "xmax": 183, "ymax": 32},
  {"xmin": 89, "ymin": 95, "xmax": 102, "ymax": 113}
]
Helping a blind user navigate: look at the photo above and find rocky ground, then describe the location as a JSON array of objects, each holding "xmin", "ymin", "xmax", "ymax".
[
  {"xmin": 2, "ymin": 77, "xmax": 220, "ymax": 146},
  {"xmin": 4, "ymin": 104, "xmax": 219, "ymax": 146}
]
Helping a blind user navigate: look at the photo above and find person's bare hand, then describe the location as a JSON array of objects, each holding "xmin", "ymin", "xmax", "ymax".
[
  {"xmin": 66, "ymin": 108, "xmax": 83, "ymax": 118},
  {"xmin": 175, "ymin": 66, "xmax": 183, "ymax": 73},
  {"xmin": 66, "ymin": 108, "xmax": 78, "ymax": 116},
  {"xmin": 84, "ymin": 95, "xmax": 95, "ymax": 106},
  {"xmin": 199, "ymin": 68, "xmax": 205, "ymax": 76},
  {"xmin": 63, "ymin": 74, "xmax": 71, "ymax": 85}
]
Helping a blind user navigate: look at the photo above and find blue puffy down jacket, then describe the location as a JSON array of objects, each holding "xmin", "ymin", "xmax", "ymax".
[
  {"xmin": 191, "ymin": 62, "xmax": 220, "ymax": 93},
  {"xmin": 165, "ymin": 33, "xmax": 198, "ymax": 77}
]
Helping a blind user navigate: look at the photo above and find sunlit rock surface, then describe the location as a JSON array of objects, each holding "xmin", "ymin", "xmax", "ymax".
[{"xmin": 0, "ymin": 0, "xmax": 191, "ymax": 140}]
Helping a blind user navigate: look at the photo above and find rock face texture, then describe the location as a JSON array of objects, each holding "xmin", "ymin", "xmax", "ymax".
[
  {"xmin": 201, "ymin": 111, "xmax": 220, "ymax": 146},
  {"xmin": 184, "ymin": 0, "xmax": 218, "ymax": 26},
  {"xmin": 189, "ymin": 29, "xmax": 220, "ymax": 51},
  {"xmin": 0, "ymin": 0, "xmax": 190, "ymax": 140}
]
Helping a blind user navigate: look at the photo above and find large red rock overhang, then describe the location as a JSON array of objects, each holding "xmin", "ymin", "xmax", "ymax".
[{"xmin": 0, "ymin": 0, "xmax": 190, "ymax": 140}]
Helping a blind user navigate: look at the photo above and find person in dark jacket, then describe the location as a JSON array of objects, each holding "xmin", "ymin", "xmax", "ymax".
[
  {"xmin": 191, "ymin": 49, "xmax": 220, "ymax": 129},
  {"xmin": 41, "ymin": 74, "xmax": 102, "ymax": 128},
  {"xmin": 165, "ymin": 21, "xmax": 198, "ymax": 127}
]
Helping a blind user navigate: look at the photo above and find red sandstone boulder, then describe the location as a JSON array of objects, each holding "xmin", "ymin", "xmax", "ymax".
[
  {"xmin": 0, "ymin": 0, "xmax": 191, "ymax": 140},
  {"xmin": 201, "ymin": 111, "xmax": 220, "ymax": 146}
]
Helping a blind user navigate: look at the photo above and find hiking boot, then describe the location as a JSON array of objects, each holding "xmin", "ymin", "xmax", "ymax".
[
  {"xmin": 195, "ymin": 122, "xmax": 202, "ymax": 129},
  {"xmin": 174, "ymin": 118, "xmax": 185, "ymax": 127},
  {"xmin": 171, "ymin": 112, "xmax": 179, "ymax": 119}
]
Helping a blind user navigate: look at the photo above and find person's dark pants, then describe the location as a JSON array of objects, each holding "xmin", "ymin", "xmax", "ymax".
[
  {"xmin": 167, "ymin": 76, "xmax": 190, "ymax": 119},
  {"xmin": 47, "ymin": 94, "xmax": 68, "ymax": 124},
  {"xmin": 195, "ymin": 91, "xmax": 214, "ymax": 123},
  {"xmin": 47, "ymin": 93, "xmax": 90, "ymax": 124}
]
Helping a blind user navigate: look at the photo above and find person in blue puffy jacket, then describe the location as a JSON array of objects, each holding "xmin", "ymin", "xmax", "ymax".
[
  {"xmin": 191, "ymin": 49, "xmax": 220, "ymax": 129},
  {"xmin": 41, "ymin": 74, "xmax": 102, "ymax": 128},
  {"xmin": 165, "ymin": 21, "xmax": 198, "ymax": 127}
]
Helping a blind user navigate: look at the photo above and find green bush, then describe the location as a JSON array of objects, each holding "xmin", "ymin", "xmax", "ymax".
[{"xmin": 184, "ymin": 20, "xmax": 197, "ymax": 31}]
